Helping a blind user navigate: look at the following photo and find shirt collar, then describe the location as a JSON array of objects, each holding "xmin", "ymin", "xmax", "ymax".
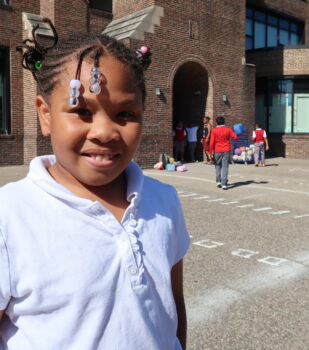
[{"xmin": 27, "ymin": 155, "xmax": 144, "ymax": 211}]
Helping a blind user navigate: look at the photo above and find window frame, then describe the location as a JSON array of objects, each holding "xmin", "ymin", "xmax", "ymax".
[
  {"xmin": 256, "ymin": 77, "xmax": 309, "ymax": 135},
  {"xmin": 89, "ymin": 0, "xmax": 112, "ymax": 13},
  {"xmin": 0, "ymin": 0, "xmax": 9, "ymax": 6},
  {"xmin": 246, "ymin": 6, "xmax": 304, "ymax": 51},
  {"xmin": 0, "ymin": 46, "xmax": 11, "ymax": 135}
]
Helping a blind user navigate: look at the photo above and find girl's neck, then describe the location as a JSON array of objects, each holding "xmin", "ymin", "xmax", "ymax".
[{"xmin": 49, "ymin": 165, "xmax": 129, "ymax": 222}]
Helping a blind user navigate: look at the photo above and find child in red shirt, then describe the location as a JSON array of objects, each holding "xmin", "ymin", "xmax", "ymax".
[
  {"xmin": 209, "ymin": 116, "xmax": 237, "ymax": 189},
  {"xmin": 252, "ymin": 123, "xmax": 269, "ymax": 167}
]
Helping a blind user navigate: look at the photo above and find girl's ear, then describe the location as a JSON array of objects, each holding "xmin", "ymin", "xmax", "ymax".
[{"xmin": 36, "ymin": 95, "xmax": 51, "ymax": 136}]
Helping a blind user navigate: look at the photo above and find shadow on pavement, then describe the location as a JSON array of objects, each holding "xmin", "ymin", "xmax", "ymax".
[{"xmin": 228, "ymin": 180, "xmax": 269, "ymax": 189}]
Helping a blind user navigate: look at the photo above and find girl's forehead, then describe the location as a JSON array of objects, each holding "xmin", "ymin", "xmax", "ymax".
[
  {"xmin": 62, "ymin": 54, "xmax": 136, "ymax": 88},
  {"xmin": 53, "ymin": 52, "xmax": 142, "ymax": 105}
]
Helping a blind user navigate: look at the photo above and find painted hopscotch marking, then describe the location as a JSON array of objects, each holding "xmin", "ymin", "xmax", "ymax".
[
  {"xmin": 193, "ymin": 239, "xmax": 224, "ymax": 249},
  {"xmin": 231, "ymin": 248, "xmax": 259, "ymax": 259},
  {"xmin": 269, "ymin": 210, "xmax": 290, "ymax": 215},
  {"xmin": 193, "ymin": 238, "xmax": 288, "ymax": 267},
  {"xmin": 257, "ymin": 256, "xmax": 288, "ymax": 266},
  {"xmin": 252, "ymin": 207, "xmax": 272, "ymax": 212}
]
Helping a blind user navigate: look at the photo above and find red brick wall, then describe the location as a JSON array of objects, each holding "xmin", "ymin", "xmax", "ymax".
[
  {"xmin": 89, "ymin": 9, "xmax": 112, "ymax": 34},
  {"xmin": 247, "ymin": 48, "xmax": 309, "ymax": 77},
  {"xmin": 0, "ymin": 0, "xmax": 308, "ymax": 166},
  {"xmin": 113, "ymin": 0, "xmax": 155, "ymax": 19},
  {"xmin": 126, "ymin": 0, "xmax": 257, "ymax": 166},
  {"xmin": 0, "ymin": 0, "xmax": 40, "ymax": 165}
]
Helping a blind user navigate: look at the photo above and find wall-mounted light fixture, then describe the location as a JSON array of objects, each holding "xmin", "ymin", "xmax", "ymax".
[
  {"xmin": 222, "ymin": 94, "xmax": 228, "ymax": 102},
  {"xmin": 155, "ymin": 88, "xmax": 162, "ymax": 96}
]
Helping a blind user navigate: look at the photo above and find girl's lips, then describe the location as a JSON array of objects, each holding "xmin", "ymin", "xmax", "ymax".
[{"xmin": 82, "ymin": 151, "xmax": 120, "ymax": 167}]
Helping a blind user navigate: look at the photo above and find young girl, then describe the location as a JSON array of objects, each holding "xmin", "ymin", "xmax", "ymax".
[
  {"xmin": 0, "ymin": 19, "xmax": 190, "ymax": 350},
  {"xmin": 252, "ymin": 123, "xmax": 269, "ymax": 167}
]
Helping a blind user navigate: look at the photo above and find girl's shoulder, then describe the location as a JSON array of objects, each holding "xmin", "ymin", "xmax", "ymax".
[{"xmin": 0, "ymin": 177, "xmax": 33, "ymax": 213}]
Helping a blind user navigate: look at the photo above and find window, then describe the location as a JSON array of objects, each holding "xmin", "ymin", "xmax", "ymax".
[
  {"xmin": 246, "ymin": 6, "xmax": 304, "ymax": 50},
  {"xmin": 0, "ymin": 47, "xmax": 10, "ymax": 134},
  {"xmin": 255, "ymin": 78, "xmax": 309, "ymax": 134},
  {"xmin": 0, "ymin": 0, "xmax": 9, "ymax": 5},
  {"xmin": 89, "ymin": 0, "xmax": 112, "ymax": 12}
]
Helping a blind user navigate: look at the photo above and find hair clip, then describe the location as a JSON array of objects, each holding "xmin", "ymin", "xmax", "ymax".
[
  {"xmin": 34, "ymin": 61, "xmax": 42, "ymax": 70},
  {"xmin": 69, "ymin": 79, "xmax": 81, "ymax": 107},
  {"xmin": 136, "ymin": 45, "xmax": 149, "ymax": 58},
  {"xmin": 89, "ymin": 66, "xmax": 101, "ymax": 95}
]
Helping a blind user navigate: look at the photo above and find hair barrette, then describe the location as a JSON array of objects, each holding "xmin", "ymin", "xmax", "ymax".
[
  {"xmin": 69, "ymin": 79, "xmax": 81, "ymax": 107},
  {"xmin": 136, "ymin": 45, "xmax": 149, "ymax": 58},
  {"xmin": 89, "ymin": 66, "xmax": 101, "ymax": 95}
]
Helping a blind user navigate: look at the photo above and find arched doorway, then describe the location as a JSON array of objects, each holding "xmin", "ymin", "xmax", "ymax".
[{"xmin": 173, "ymin": 61, "xmax": 209, "ymax": 161}]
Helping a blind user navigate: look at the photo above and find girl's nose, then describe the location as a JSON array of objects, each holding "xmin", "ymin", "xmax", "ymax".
[{"xmin": 87, "ymin": 115, "xmax": 120, "ymax": 143}]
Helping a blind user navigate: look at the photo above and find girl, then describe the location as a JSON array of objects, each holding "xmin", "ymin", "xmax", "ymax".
[
  {"xmin": 252, "ymin": 123, "xmax": 269, "ymax": 167},
  {"xmin": 0, "ymin": 19, "xmax": 190, "ymax": 350},
  {"xmin": 201, "ymin": 116, "xmax": 212, "ymax": 164}
]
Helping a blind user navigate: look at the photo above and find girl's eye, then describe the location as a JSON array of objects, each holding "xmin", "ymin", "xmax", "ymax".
[
  {"xmin": 117, "ymin": 111, "xmax": 136, "ymax": 120},
  {"xmin": 75, "ymin": 108, "xmax": 92, "ymax": 117}
]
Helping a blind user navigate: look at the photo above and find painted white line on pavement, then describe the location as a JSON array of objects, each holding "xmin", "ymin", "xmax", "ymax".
[
  {"xmin": 289, "ymin": 168, "xmax": 309, "ymax": 173},
  {"xmin": 269, "ymin": 210, "xmax": 290, "ymax": 215},
  {"xmin": 178, "ymin": 193, "xmax": 197, "ymax": 197},
  {"xmin": 237, "ymin": 204, "xmax": 254, "ymax": 208},
  {"xmin": 192, "ymin": 196, "xmax": 210, "ymax": 199},
  {"xmin": 177, "ymin": 190, "xmax": 185, "ymax": 194},
  {"xmin": 144, "ymin": 171, "xmax": 309, "ymax": 196},
  {"xmin": 186, "ymin": 253, "xmax": 307, "ymax": 325},
  {"xmin": 221, "ymin": 201, "xmax": 239, "ymax": 205},
  {"xmin": 252, "ymin": 207, "xmax": 272, "ymax": 211},
  {"xmin": 207, "ymin": 198, "xmax": 225, "ymax": 202},
  {"xmin": 294, "ymin": 214, "xmax": 309, "ymax": 219}
]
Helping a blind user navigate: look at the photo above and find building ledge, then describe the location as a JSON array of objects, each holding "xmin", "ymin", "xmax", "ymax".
[
  {"xmin": 22, "ymin": 12, "xmax": 55, "ymax": 38},
  {"xmin": 103, "ymin": 5, "xmax": 164, "ymax": 41}
]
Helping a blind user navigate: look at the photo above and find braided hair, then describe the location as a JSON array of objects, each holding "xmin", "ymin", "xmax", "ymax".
[{"xmin": 16, "ymin": 18, "xmax": 152, "ymax": 103}]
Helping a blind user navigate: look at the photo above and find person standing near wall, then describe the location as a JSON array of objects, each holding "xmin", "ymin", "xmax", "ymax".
[
  {"xmin": 185, "ymin": 123, "xmax": 199, "ymax": 162},
  {"xmin": 173, "ymin": 121, "xmax": 187, "ymax": 162},
  {"xmin": 252, "ymin": 123, "xmax": 269, "ymax": 167},
  {"xmin": 201, "ymin": 116, "xmax": 212, "ymax": 164},
  {"xmin": 209, "ymin": 116, "xmax": 238, "ymax": 190}
]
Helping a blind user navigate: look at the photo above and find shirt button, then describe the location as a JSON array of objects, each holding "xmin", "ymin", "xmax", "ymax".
[
  {"xmin": 132, "ymin": 243, "xmax": 139, "ymax": 252},
  {"xmin": 130, "ymin": 219, "xmax": 137, "ymax": 227},
  {"xmin": 128, "ymin": 265, "xmax": 138, "ymax": 275}
]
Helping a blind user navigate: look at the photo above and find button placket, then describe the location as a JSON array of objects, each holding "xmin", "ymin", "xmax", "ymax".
[{"xmin": 123, "ymin": 209, "xmax": 145, "ymax": 289}]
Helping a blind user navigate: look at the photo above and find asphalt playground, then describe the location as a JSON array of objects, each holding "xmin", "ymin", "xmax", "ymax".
[{"xmin": 1, "ymin": 157, "xmax": 309, "ymax": 350}]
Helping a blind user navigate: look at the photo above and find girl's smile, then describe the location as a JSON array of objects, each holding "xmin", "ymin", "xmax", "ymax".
[{"xmin": 36, "ymin": 53, "xmax": 143, "ymax": 194}]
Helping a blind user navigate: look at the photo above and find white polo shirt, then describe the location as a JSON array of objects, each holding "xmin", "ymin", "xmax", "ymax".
[
  {"xmin": 185, "ymin": 126, "xmax": 199, "ymax": 142},
  {"xmin": 0, "ymin": 155, "xmax": 190, "ymax": 350}
]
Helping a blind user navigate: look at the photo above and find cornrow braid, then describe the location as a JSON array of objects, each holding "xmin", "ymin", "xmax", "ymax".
[{"xmin": 16, "ymin": 19, "xmax": 152, "ymax": 103}]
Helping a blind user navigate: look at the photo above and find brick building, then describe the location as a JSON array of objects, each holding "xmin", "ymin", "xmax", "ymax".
[{"xmin": 0, "ymin": 0, "xmax": 308, "ymax": 167}]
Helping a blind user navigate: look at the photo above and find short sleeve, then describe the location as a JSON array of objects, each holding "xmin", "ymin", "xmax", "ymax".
[
  {"xmin": 0, "ymin": 230, "xmax": 11, "ymax": 310},
  {"xmin": 170, "ymin": 187, "xmax": 191, "ymax": 265},
  {"xmin": 252, "ymin": 131, "xmax": 256, "ymax": 138},
  {"xmin": 263, "ymin": 130, "xmax": 267, "ymax": 137}
]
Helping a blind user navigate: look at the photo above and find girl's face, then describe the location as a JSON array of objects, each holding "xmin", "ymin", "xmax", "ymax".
[{"xmin": 36, "ymin": 53, "xmax": 143, "ymax": 189}]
